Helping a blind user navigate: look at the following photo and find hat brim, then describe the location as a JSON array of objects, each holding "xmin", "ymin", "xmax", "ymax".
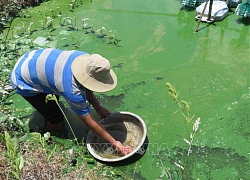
[{"xmin": 72, "ymin": 55, "xmax": 117, "ymax": 92}]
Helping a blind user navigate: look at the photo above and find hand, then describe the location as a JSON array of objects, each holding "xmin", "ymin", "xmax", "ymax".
[
  {"xmin": 96, "ymin": 106, "xmax": 111, "ymax": 119},
  {"xmin": 112, "ymin": 141, "xmax": 132, "ymax": 156}
]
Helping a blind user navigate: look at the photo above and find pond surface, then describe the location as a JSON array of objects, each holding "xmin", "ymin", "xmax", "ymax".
[{"xmin": 7, "ymin": 0, "xmax": 250, "ymax": 179}]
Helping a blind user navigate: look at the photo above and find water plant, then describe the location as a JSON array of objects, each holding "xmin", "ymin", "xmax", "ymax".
[
  {"xmin": 82, "ymin": 18, "xmax": 90, "ymax": 33},
  {"xmin": 46, "ymin": 30, "xmax": 54, "ymax": 41},
  {"xmin": 82, "ymin": 22, "xmax": 89, "ymax": 33},
  {"xmin": 65, "ymin": 16, "xmax": 77, "ymax": 30},
  {"xmin": 90, "ymin": 24, "xmax": 95, "ymax": 33},
  {"xmin": 46, "ymin": 16, "xmax": 55, "ymax": 32},
  {"xmin": 68, "ymin": 3, "xmax": 74, "ymax": 12},
  {"xmin": 72, "ymin": 39, "xmax": 81, "ymax": 49},
  {"xmin": 96, "ymin": 26, "xmax": 106, "ymax": 37},
  {"xmin": 108, "ymin": 30, "xmax": 115, "ymax": 43},
  {"xmin": 13, "ymin": 25, "xmax": 26, "ymax": 37},
  {"xmin": 166, "ymin": 82, "xmax": 200, "ymax": 147},
  {"xmin": 166, "ymin": 82, "xmax": 195, "ymax": 123},
  {"xmin": 61, "ymin": 37, "xmax": 69, "ymax": 47},
  {"xmin": 113, "ymin": 36, "xmax": 121, "ymax": 46},
  {"xmin": 27, "ymin": 20, "xmax": 35, "ymax": 35},
  {"xmin": 68, "ymin": 0, "xmax": 82, "ymax": 12},
  {"xmin": 185, "ymin": 117, "xmax": 200, "ymax": 156},
  {"xmin": 50, "ymin": 7, "xmax": 61, "ymax": 19},
  {"xmin": 107, "ymin": 30, "xmax": 122, "ymax": 46},
  {"xmin": 59, "ymin": 17, "xmax": 67, "ymax": 26},
  {"xmin": 4, "ymin": 131, "xmax": 24, "ymax": 180},
  {"xmin": 81, "ymin": 18, "xmax": 89, "ymax": 23},
  {"xmin": 164, "ymin": 82, "xmax": 201, "ymax": 179}
]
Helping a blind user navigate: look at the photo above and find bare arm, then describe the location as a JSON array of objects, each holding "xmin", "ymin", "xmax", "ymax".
[
  {"xmin": 86, "ymin": 89, "xmax": 111, "ymax": 118},
  {"xmin": 79, "ymin": 114, "xmax": 116, "ymax": 144},
  {"xmin": 84, "ymin": 90, "xmax": 132, "ymax": 155},
  {"xmin": 79, "ymin": 114, "xmax": 131, "ymax": 155}
]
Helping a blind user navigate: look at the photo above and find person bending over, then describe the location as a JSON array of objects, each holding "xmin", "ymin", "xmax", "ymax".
[{"xmin": 10, "ymin": 48, "xmax": 132, "ymax": 155}]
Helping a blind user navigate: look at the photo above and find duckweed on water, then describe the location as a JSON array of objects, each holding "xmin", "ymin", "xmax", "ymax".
[{"xmin": 0, "ymin": 0, "xmax": 249, "ymax": 179}]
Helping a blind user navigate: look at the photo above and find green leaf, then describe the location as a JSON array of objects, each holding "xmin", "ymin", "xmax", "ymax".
[
  {"xmin": 85, "ymin": 157, "xmax": 95, "ymax": 164},
  {"xmin": 0, "ymin": 89, "xmax": 9, "ymax": 94},
  {"xmin": 180, "ymin": 100, "xmax": 190, "ymax": 112},
  {"xmin": 45, "ymin": 94, "xmax": 58, "ymax": 103},
  {"xmin": 0, "ymin": 113, "xmax": 8, "ymax": 123},
  {"xmin": 47, "ymin": 145, "xmax": 57, "ymax": 161},
  {"xmin": 12, "ymin": 171, "xmax": 20, "ymax": 180}
]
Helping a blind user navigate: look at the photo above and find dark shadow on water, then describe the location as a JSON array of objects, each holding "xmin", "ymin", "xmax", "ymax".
[
  {"xmin": 112, "ymin": 62, "xmax": 124, "ymax": 69},
  {"xmin": 236, "ymin": 17, "xmax": 250, "ymax": 26},
  {"xmin": 121, "ymin": 81, "xmax": 146, "ymax": 94},
  {"xmin": 195, "ymin": 22, "xmax": 216, "ymax": 32},
  {"xmin": 169, "ymin": 146, "xmax": 250, "ymax": 179},
  {"xmin": 96, "ymin": 136, "xmax": 149, "ymax": 166},
  {"xmin": 96, "ymin": 93, "xmax": 125, "ymax": 113}
]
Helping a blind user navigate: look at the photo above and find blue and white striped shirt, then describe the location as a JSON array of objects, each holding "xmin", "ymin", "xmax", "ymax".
[{"xmin": 10, "ymin": 48, "xmax": 90, "ymax": 116}]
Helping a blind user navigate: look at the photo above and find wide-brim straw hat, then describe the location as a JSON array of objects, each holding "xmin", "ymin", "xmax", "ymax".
[{"xmin": 72, "ymin": 54, "xmax": 117, "ymax": 92}]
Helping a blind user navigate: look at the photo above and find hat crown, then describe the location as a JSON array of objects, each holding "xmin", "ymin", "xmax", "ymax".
[
  {"xmin": 72, "ymin": 53, "xmax": 117, "ymax": 92},
  {"xmin": 86, "ymin": 54, "xmax": 111, "ymax": 80}
]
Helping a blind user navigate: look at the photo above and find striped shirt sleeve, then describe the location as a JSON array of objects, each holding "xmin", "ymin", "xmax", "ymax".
[{"xmin": 63, "ymin": 91, "xmax": 90, "ymax": 116}]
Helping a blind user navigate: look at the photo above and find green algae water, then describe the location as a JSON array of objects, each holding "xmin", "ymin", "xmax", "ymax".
[{"xmin": 6, "ymin": 0, "xmax": 250, "ymax": 179}]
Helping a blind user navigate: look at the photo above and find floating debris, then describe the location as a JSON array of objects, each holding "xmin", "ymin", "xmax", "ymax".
[{"xmin": 195, "ymin": 1, "xmax": 229, "ymax": 22}]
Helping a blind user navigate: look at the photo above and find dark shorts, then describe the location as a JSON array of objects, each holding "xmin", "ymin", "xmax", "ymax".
[{"xmin": 22, "ymin": 93, "xmax": 64, "ymax": 124}]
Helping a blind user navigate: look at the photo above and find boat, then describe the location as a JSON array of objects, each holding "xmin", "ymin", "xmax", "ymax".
[
  {"xmin": 195, "ymin": 0, "xmax": 242, "ymax": 8},
  {"xmin": 195, "ymin": 1, "xmax": 229, "ymax": 22}
]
